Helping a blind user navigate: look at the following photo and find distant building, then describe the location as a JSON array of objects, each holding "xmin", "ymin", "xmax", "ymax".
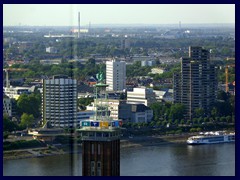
[
  {"xmin": 132, "ymin": 56, "xmax": 152, "ymax": 62},
  {"xmin": 86, "ymin": 99, "xmax": 153, "ymax": 123},
  {"xmin": 46, "ymin": 47, "xmax": 58, "ymax": 53},
  {"xmin": 86, "ymin": 99, "xmax": 125, "ymax": 120},
  {"xmin": 3, "ymin": 95, "xmax": 13, "ymax": 117},
  {"xmin": 131, "ymin": 104, "xmax": 153, "ymax": 123},
  {"xmin": 150, "ymin": 68, "xmax": 166, "ymax": 74},
  {"xmin": 77, "ymin": 111, "xmax": 95, "ymax": 127},
  {"xmin": 106, "ymin": 60, "xmax": 126, "ymax": 91},
  {"xmin": 87, "ymin": 76, "xmax": 97, "ymax": 87},
  {"xmin": 3, "ymin": 86, "xmax": 32, "ymax": 100},
  {"xmin": 71, "ymin": 28, "xmax": 89, "ymax": 33},
  {"xmin": 6, "ymin": 60, "xmax": 25, "ymax": 67},
  {"xmin": 40, "ymin": 59, "xmax": 62, "ymax": 65},
  {"xmin": 141, "ymin": 60, "xmax": 156, "ymax": 67},
  {"xmin": 42, "ymin": 75, "xmax": 77, "ymax": 128},
  {"xmin": 127, "ymin": 87, "xmax": 156, "ymax": 106},
  {"xmin": 121, "ymin": 38, "xmax": 130, "ymax": 49},
  {"xmin": 154, "ymin": 89, "xmax": 174, "ymax": 102},
  {"xmin": 3, "ymin": 37, "xmax": 16, "ymax": 44},
  {"xmin": 44, "ymin": 34, "xmax": 75, "ymax": 38},
  {"xmin": 18, "ymin": 42, "xmax": 33, "ymax": 53},
  {"xmin": 173, "ymin": 46, "xmax": 217, "ymax": 120},
  {"xmin": 28, "ymin": 128, "xmax": 65, "ymax": 142}
]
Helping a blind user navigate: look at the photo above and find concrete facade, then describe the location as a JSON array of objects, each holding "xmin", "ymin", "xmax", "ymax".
[
  {"xmin": 173, "ymin": 46, "xmax": 217, "ymax": 120},
  {"xmin": 42, "ymin": 75, "xmax": 77, "ymax": 128},
  {"xmin": 106, "ymin": 60, "xmax": 126, "ymax": 91}
]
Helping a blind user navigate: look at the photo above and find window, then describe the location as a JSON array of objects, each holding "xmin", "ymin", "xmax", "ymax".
[
  {"xmin": 97, "ymin": 161, "xmax": 101, "ymax": 176},
  {"xmin": 98, "ymin": 144, "xmax": 101, "ymax": 155},
  {"xmin": 91, "ymin": 161, "xmax": 95, "ymax": 176},
  {"xmin": 91, "ymin": 144, "xmax": 94, "ymax": 155}
]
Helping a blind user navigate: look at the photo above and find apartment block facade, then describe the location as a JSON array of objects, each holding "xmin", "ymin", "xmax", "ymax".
[{"xmin": 173, "ymin": 46, "xmax": 217, "ymax": 120}]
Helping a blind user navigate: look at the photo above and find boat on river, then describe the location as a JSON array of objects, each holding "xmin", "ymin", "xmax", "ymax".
[{"xmin": 187, "ymin": 131, "xmax": 235, "ymax": 145}]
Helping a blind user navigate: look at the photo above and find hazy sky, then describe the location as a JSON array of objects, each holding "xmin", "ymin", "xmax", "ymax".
[{"xmin": 3, "ymin": 4, "xmax": 235, "ymax": 26}]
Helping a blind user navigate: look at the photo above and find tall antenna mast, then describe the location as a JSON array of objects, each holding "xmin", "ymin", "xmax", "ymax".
[
  {"xmin": 89, "ymin": 21, "xmax": 91, "ymax": 33},
  {"xmin": 179, "ymin": 21, "xmax": 182, "ymax": 31},
  {"xmin": 78, "ymin": 12, "xmax": 80, "ymax": 38}
]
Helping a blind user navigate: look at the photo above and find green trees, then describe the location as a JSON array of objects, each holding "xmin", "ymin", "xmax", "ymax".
[
  {"xmin": 194, "ymin": 108, "xmax": 205, "ymax": 118},
  {"xmin": 151, "ymin": 102, "xmax": 185, "ymax": 122},
  {"xmin": 169, "ymin": 103, "xmax": 185, "ymax": 121},
  {"xmin": 16, "ymin": 92, "xmax": 41, "ymax": 118},
  {"xmin": 77, "ymin": 97, "xmax": 94, "ymax": 110},
  {"xmin": 213, "ymin": 91, "xmax": 234, "ymax": 117},
  {"xmin": 9, "ymin": 59, "xmax": 106, "ymax": 80},
  {"xmin": 150, "ymin": 102, "xmax": 185, "ymax": 126},
  {"xmin": 150, "ymin": 102, "xmax": 165, "ymax": 121},
  {"xmin": 3, "ymin": 114, "xmax": 18, "ymax": 132},
  {"xmin": 20, "ymin": 113, "xmax": 35, "ymax": 129},
  {"xmin": 126, "ymin": 61, "xmax": 151, "ymax": 77},
  {"xmin": 3, "ymin": 114, "xmax": 19, "ymax": 140}
]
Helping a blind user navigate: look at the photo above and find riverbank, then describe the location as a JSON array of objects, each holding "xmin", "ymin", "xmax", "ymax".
[
  {"xmin": 120, "ymin": 134, "xmax": 188, "ymax": 148},
  {"xmin": 3, "ymin": 134, "xmax": 191, "ymax": 160}
]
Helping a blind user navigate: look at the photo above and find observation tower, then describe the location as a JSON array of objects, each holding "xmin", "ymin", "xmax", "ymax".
[{"xmin": 77, "ymin": 71, "xmax": 122, "ymax": 176}]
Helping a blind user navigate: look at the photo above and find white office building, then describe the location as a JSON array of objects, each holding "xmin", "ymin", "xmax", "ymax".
[
  {"xmin": 46, "ymin": 47, "xmax": 58, "ymax": 53},
  {"xmin": 42, "ymin": 75, "xmax": 77, "ymax": 128},
  {"xmin": 127, "ymin": 87, "xmax": 156, "ymax": 106},
  {"xmin": 106, "ymin": 60, "xmax": 126, "ymax": 91}
]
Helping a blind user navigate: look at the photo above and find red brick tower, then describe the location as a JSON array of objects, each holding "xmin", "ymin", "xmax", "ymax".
[{"xmin": 78, "ymin": 80, "xmax": 122, "ymax": 176}]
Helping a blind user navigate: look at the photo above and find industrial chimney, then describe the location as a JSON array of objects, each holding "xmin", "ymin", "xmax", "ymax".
[{"xmin": 78, "ymin": 12, "xmax": 80, "ymax": 38}]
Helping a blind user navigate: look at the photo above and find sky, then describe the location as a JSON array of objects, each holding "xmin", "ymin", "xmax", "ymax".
[{"xmin": 3, "ymin": 4, "xmax": 235, "ymax": 26}]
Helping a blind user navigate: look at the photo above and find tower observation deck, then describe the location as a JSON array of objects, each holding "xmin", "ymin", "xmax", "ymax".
[{"xmin": 77, "ymin": 72, "xmax": 122, "ymax": 176}]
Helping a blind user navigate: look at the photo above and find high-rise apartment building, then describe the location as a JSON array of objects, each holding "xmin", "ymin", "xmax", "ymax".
[
  {"xmin": 106, "ymin": 60, "xmax": 126, "ymax": 91},
  {"xmin": 42, "ymin": 75, "xmax": 77, "ymax": 128},
  {"xmin": 173, "ymin": 46, "xmax": 217, "ymax": 120},
  {"xmin": 121, "ymin": 38, "xmax": 130, "ymax": 49}
]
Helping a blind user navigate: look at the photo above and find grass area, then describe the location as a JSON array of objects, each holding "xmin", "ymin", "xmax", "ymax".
[
  {"xmin": 3, "ymin": 140, "xmax": 45, "ymax": 151},
  {"xmin": 3, "ymin": 151, "xmax": 33, "ymax": 160}
]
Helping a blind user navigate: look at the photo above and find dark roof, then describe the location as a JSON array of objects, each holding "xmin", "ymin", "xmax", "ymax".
[{"xmin": 131, "ymin": 104, "xmax": 151, "ymax": 112}]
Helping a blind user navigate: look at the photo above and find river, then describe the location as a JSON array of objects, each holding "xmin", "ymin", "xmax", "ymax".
[{"xmin": 3, "ymin": 143, "xmax": 235, "ymax": 176}]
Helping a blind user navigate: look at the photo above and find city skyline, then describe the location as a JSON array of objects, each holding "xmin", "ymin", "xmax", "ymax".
[{"xmin": 3, "ymin": 4, "xmax": 235, "ymax": 26}]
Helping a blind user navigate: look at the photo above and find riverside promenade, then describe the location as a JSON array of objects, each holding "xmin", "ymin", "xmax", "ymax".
[{"xmin": 3, "ymin": 133, "xmax": 192, "ymax": 160}]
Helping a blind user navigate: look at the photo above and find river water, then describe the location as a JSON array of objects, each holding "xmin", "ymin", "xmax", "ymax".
[{"xmin": 3, "ymin": 143, "xmax": 235, "ymax": 176}]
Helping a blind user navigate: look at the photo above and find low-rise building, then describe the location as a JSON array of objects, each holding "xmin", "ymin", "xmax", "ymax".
[
  {"xmin": 154, "ymin": 89, "xmax": 174, "ymax": 102},
  {"xmin": 86, "ymin": 99, "xmax": 153, "ymax": 123},
  {"xmin": 3, "ymin": 86, "xmax": 33, "ymax": 100},
  {"xmin": 130, "ymin": 104, "xmax": 153, "ymax": 123},
  {"xmin": 46, "ymin": 47, "xmax": 58, "ymax": 53},
  {"xmin": 141, "ymin": 60, "xmax": 156, "ymax": 67},
  {"xmin": 77, "ymin": 111, "xmax": 95, "ymax": 127},
  {"xmin": 40, "ymin": 59, "xmax": 62, "ymax": 65},
  {"xmin": 127, "ymin": 87, "xmax": 156, "ymax": 106},
  {"xmin": 150, "ymin": 68, "xmax": 166, "ymax": 74}
]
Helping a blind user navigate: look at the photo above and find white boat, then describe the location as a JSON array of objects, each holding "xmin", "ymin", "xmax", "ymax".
[{"xmin": 187, "ymin": 131, "xmax": 235, "ymax": 145}]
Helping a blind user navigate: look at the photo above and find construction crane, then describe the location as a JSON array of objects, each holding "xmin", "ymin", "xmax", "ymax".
[{"xmin": 3, "ymin": 68, "xmax": 28, "ymax": 88}]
